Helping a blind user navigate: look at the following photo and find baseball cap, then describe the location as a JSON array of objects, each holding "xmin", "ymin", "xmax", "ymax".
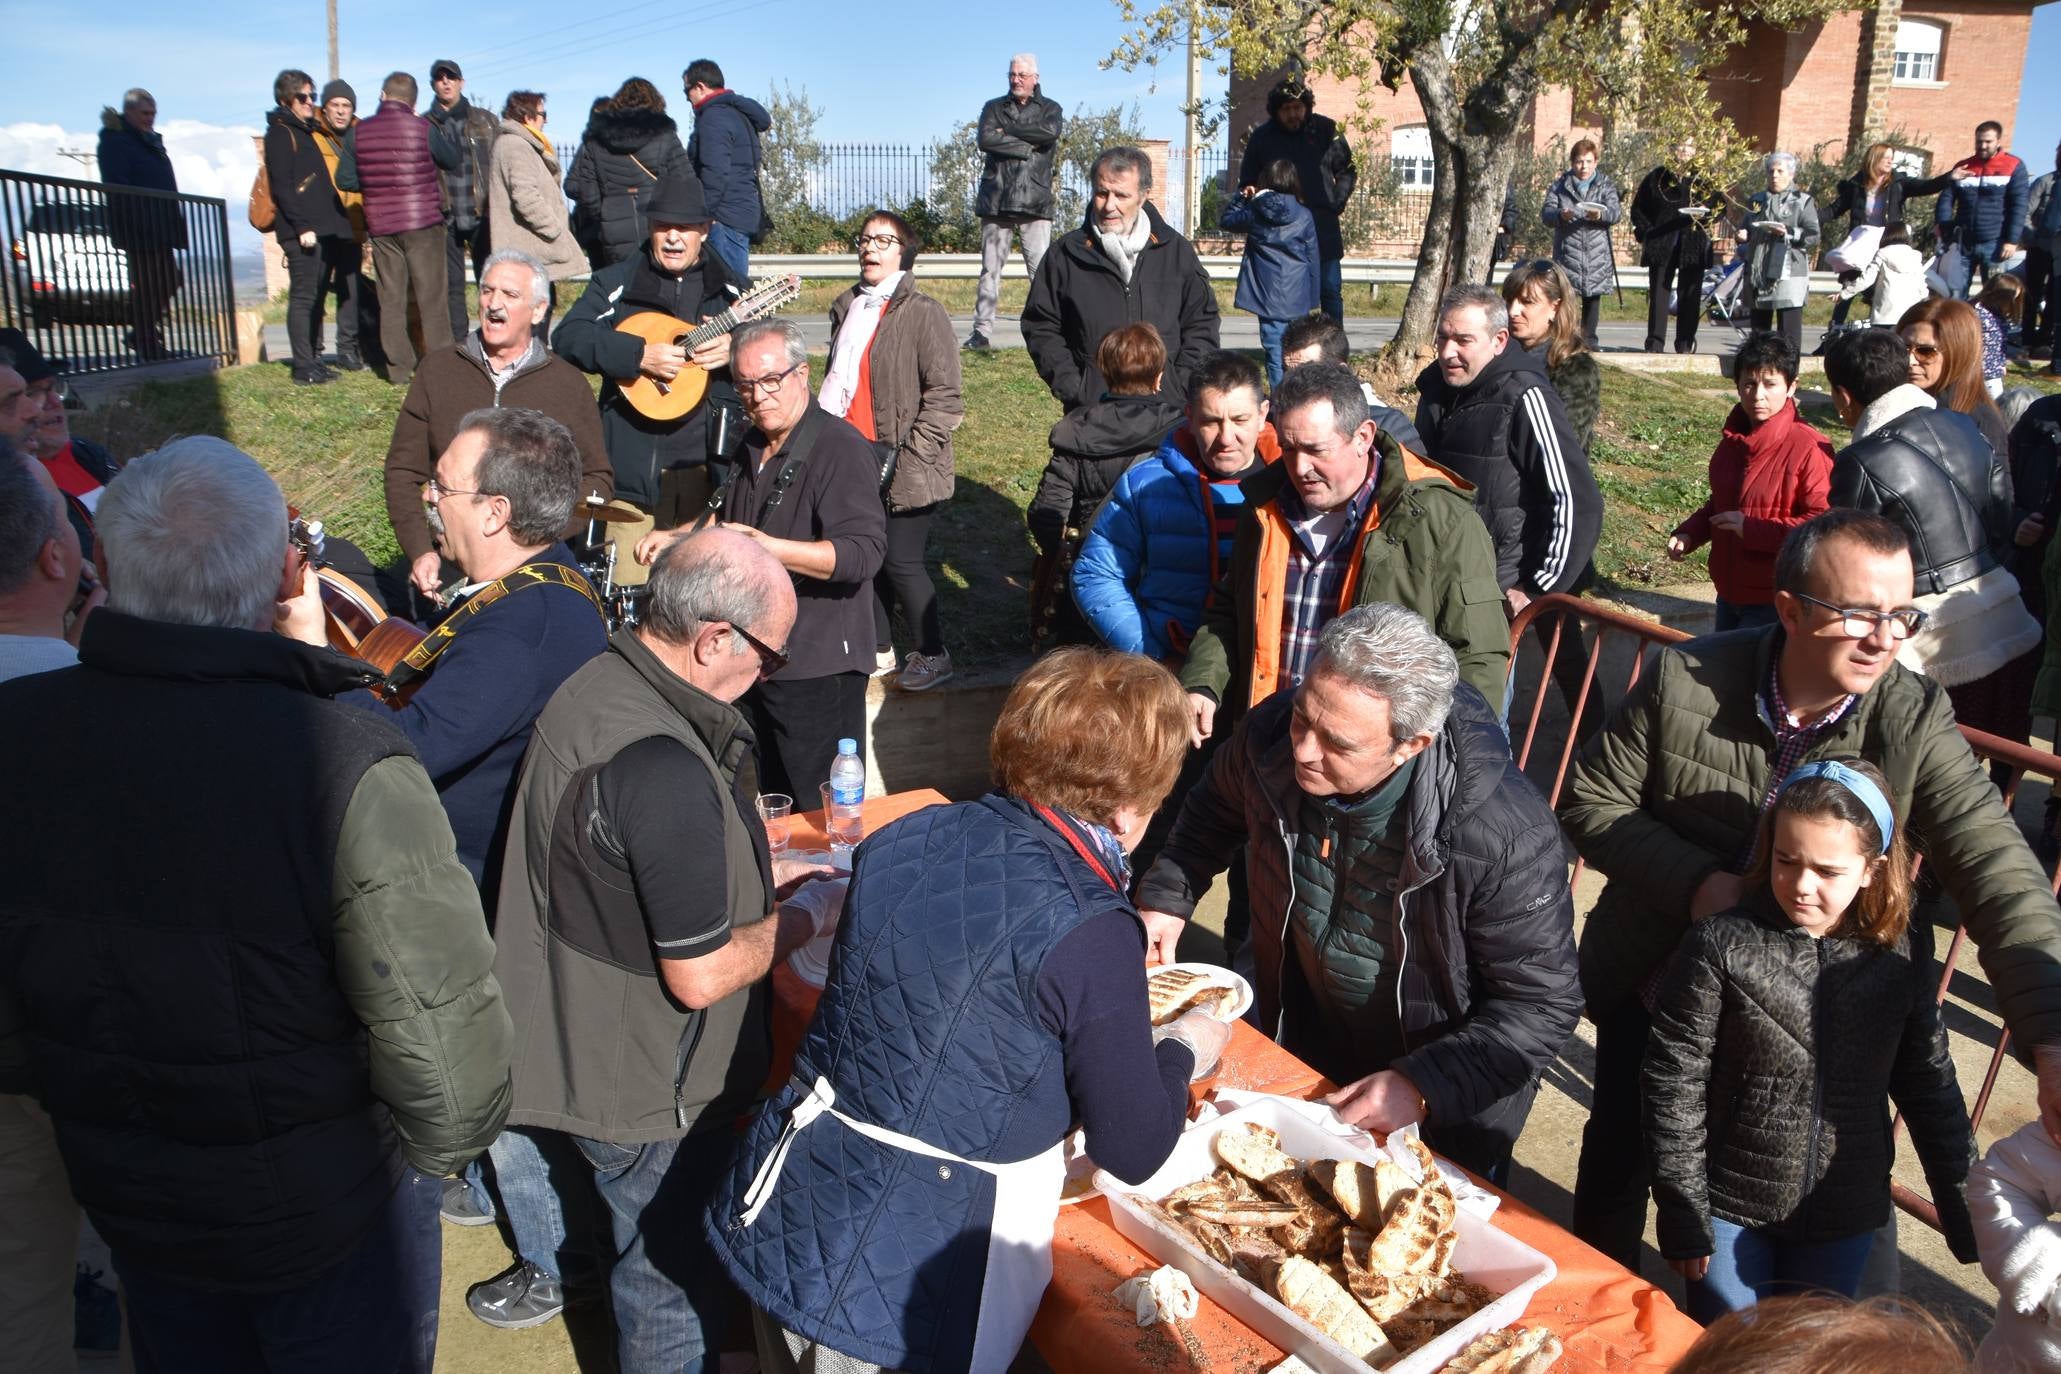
[{"xmin": 430, "ymin": 59, "xmax": 463, "ymax": 81}]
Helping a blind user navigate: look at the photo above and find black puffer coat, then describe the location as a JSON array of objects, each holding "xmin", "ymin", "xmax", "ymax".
[
  {"xmin": 1831, "ymin": 399, "xmax": 2014, "ymax": 596},
  {"xmin": 1026, "ymin": 394, "xmax": 1184, "ymax": 553},
  {"xmin": 1643, "ymin": 899, "xmax": 1977, "ymax": 1262},
  {"xmin": 564, "ymin": 106, "xmax": 691, "ymax": 268}
]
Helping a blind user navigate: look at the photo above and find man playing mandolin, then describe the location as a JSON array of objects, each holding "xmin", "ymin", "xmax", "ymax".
[{"xmin": 554, "ymin": 174, "xmax": 744, "ymax": 584}]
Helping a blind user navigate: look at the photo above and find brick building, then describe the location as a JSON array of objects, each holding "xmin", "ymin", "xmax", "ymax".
[{"xmin": 1227, "ymin": 0, "xmax": 2047, "ymax": 253}]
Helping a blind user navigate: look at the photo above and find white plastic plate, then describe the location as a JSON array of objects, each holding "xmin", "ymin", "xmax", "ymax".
[{"xmin": 1151, "ymin": 962, "xmax": 1255, "ymax": 1024}]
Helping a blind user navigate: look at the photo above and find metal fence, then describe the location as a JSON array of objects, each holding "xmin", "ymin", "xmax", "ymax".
[{"xmin": 0, "ymin": 169, "xmax": 237, "ymax": 376}]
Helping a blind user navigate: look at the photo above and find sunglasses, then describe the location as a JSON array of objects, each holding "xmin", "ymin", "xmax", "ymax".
[
  {"xmin": 293, "ymin": 91, "xmax": 316, "ymax": 105},
  {"xmin": 730, "ymin": 621, "xmax": 789, "ymax": 675},
  {"xmin": 1907, "ymin": 342, "xmax": 1942, "ymax": 360}
]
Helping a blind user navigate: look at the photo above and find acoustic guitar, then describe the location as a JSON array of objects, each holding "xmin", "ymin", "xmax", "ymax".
[
  {"xmin": 613, "ymin": 272, "xmax": 803, "ymax": 422},
  {"xmin": 289, "ymin": 509, "xmax": 425, "ymax": 707}
]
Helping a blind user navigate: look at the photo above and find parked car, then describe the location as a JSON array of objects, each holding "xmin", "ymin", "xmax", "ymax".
[{"xmin": 10, "ymin": 202, "xmax": 135, "ymax": 328}]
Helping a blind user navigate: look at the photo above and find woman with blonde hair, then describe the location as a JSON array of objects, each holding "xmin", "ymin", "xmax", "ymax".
[
  {"xmin": 710, "ymin": 647, "xmax": 1222, "ymax": 1374},
  {"xmin": 1501, "ymin": 258, "xmax": 1600, "ymax": 452},
  {"xmin": 1900, "ymin": 295, "xmax": 2011, "ymax": 454},
  {"xmin": 1820, "ymin": 140, "xmax": 1958, "ymax": 338}
]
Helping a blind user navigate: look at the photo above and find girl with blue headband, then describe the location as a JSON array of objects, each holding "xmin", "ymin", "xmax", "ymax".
[{"xmin": 1641, "ymin": 756, "xmax": 1979, "ymax": 1320}]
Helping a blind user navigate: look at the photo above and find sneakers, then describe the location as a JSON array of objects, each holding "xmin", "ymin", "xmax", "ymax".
[
  {"xmin": 291, "ymin": 366, "xmax": 336, "ymax": 387},
  {"xmin": 963, "ymin": 332, "xmax": 991, "ymax": 351},
  {"xmin": 467, "ymin": 1261, "xmax": 566, "ymax": 1330},
  {"xmin": 439, "ymin": 1176, "xmax": 495, "ymax": 1227},
  {"xmin": 896, "ymin": 650, "xmax": 954, "ymax": 693}
]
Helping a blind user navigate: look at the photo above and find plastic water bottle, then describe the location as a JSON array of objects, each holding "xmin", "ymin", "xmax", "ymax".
[{"xmin": 827, "ymin": 739, "xmax": 866, "ymax": 853}]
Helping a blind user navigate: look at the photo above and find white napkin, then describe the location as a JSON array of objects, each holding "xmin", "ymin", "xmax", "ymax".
[{"xmin": 1111, "ymin": 1265, "xmax": 1198, "ymax": 1326}]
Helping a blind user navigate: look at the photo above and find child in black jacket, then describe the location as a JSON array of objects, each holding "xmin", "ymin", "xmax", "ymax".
[{"xmin": 1643, "ymin": 757, "xmax": 1978, "ymax": 1321}]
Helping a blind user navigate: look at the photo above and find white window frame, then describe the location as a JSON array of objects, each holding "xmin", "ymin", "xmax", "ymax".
[
  {"xmin": 1391, "ymin": 126, "xmax": 1436, "ymax": 189},
  {"xmin": 1892, "ymin": 19, "xmax": 1944, "ymax": 84}
]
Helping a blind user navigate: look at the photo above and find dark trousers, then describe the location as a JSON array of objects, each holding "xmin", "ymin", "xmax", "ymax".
[
  {"xmin": 318, "ymin": 237, "xmax": 365, "ymax": 362},
  {"xmin": 446, "ymin": 221, "xmax": 489, "ymax": 341},
  {"xmin": 125, "ymin": 244, "xmax": 179, "ymax": 355},
  {"xmin": 1751, "ymin": 305, "xmax": 1804, "ymax": 356},
  {"xmin": 1571, "ymin": 999, "xmax": 1654, "ymax": 1270},
  {"xmin": 2033, "ymin": 246, "xmax": 2059, "ymax": 347},
  {"xmin": 282, "ymin": 238, "xmax": 327, "ymax": 371},
  {"xmin": 1645, "ymin": 249, "xmax": 1702, "ymax": 351},
  {"xmin": 746, "ymin": 671, "xmax": 868, "ymax": 804},
  {"xmin": 370, "ymin": 226, "xmax": 453, "ymax": 384},
  {"xmin": 873, "ymin": 503, "xmax": 943, "ymax": 657},
  {"xmin": 117, "ymin": 1166, "xmax": 442, "ymax": 1374},
  {"xmin": 1579, "ymin": 293, "xmax": 1603, "ymax": 348}
]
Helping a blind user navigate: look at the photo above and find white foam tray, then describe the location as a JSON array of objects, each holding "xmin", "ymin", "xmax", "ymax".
[{"xmin": 1093, "ymin": 1097, "xmax": 1557, "ymax": 1374}]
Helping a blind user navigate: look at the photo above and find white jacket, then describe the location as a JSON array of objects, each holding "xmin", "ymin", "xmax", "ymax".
[
  {"xmin": 1972, "ymin": 1123, "xmax": 2061, "ymax": 1373},
  {"xmin": 1839, "ymin": 242, "xmax": 1929, "ymax": 329}
]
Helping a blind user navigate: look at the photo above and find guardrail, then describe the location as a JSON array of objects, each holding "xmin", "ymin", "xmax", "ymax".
[
  {"xmin": 1508, "ymin": 592, "xmax": 2049, "ymax": 1237},
  {"xmin": 0, "ymin": 168, "xmax": 237, "ymax": 377}
]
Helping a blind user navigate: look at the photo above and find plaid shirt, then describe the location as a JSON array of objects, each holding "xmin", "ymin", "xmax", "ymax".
[
  {"xmin": 1734, "ymin": 648, "xmax": 1858, "ymax": 866},
  {"xmin": 1278, "ymin": 472, "xmax": 1378, "ymax": 689}
]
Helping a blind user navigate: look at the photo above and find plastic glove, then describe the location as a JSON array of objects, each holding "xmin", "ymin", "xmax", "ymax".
[
  {"xmin": 2000, "ymin": 1220, "xmax": 2061, "ymax": 1317},
  {"xmin": 1153, "ymin": 1008, "xmax": 1233, "ymax": 1081},
  {"xmin": 782, "ymin": 877, "xmax": 848, "ymax": 938}
]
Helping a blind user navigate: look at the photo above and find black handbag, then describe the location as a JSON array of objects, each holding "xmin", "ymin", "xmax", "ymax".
[{"xmin": 873, "ymin": 434, "xmax": 900, "ymax": 495}]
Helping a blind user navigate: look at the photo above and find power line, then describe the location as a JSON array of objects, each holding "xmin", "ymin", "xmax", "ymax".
[{"xmin": 462, "ymin": 0, "xmax": 778, "ymax": 83}]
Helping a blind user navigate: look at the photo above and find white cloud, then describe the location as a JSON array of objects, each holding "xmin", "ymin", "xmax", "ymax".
[{"xmin": 0, "ymin": 118, "xmax": 266, "ymax": 254}]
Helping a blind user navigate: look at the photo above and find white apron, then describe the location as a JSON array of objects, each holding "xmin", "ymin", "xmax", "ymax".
[{"xmin": 736, "ymin": 1075, "xmax": 1067, "ymax": 1374}]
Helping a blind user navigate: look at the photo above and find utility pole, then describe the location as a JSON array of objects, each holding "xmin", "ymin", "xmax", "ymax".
[
  {"xmin": 1184, "ymin": 7, "xmax": 1202, "ymax": 234},
  {"xmin": 327, "ymin": 0, "xmax": 340, "ymax": 82}
]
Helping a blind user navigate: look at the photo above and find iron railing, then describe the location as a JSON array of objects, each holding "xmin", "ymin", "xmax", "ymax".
[
  {"xmin": 0, "ymin": 168, "xmax": 236, "ymax": 376},
  {"xmin": 1507, "ymin": 593, "xmax": 2053, "ymax": 1237}
]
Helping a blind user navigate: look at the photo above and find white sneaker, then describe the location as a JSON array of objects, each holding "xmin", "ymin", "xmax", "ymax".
[
  {"xmin": 896, "ymin": 650, "xmax": 954, "ymax": 693},
  {"xmin": 874, "ymin": 648, "xmax": 899, "ymax": 676}
]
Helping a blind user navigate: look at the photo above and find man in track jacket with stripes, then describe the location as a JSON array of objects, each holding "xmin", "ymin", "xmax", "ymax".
[
  {"xmin": 1935, "ymin": 120, "xmax": 2030, "ymax": 299},
  {"xmin": 1414, "ymin": 285, "xmax": 1601, "ymax": 616}
]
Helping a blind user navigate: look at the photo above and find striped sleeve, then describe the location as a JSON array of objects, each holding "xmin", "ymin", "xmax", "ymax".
[{"xmin": 1520, "ymin": 386, "xmax": 1578, "ymax": 594}]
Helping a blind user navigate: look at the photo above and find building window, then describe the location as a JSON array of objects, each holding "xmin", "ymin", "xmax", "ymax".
[
  {"xmin": 1892, "ymin": 19, "xmax": 1943, "ymax": 82},
  {"xmin": 1391, "ymin": 126, "xmax": 1435, "ymax": 188}
]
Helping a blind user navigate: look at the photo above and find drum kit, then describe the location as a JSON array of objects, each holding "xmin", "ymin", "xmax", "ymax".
[{"xmin": 571, "ymin": 494, "xmax": 650, "ymax": 632}]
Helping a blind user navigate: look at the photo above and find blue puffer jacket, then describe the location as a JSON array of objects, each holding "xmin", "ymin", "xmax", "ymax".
[
  {"xmin": 1073, "ymin": 425, "xmax": 1221, "ymax": 658},
  {"xmin": 1937, "ymin": 151, "xmax": 2030, "ymax": 249},
  {"xmin": 706, "ymin": 796, "xmax": 1141, "ymax": 1373},
  {"xmin": 1222, "ymin": 190, "xmax": 1321, "ymax": 321},
  {"xmin": 688, "ymin": 91, "xmax": 771, "ymax": 233}
]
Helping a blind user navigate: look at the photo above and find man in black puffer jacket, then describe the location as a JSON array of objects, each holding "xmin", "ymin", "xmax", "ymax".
[
  {"xmin": 1236, "ymin": 77, "xmax": 1358, "ymax": 322},
  {"xmin": 1136, "ymin": 603, "xmax": 1582, "ymax": 1183}
]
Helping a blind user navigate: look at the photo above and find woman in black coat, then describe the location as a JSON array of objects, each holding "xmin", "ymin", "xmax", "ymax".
[
  {"xmin": 1629, "ymin": 138, "xmax": 1718, "ymax": 354},
  {"xmin": 1820, "ymin": 141, "xmax": 1957, "ymax": 333},
  {"xmin": 564, "ymin": 77, "xmax": 691, "ymax": 269},
  {"xmin": 263, "ymin": 68, "xmax": 354, "ymax": 385}
]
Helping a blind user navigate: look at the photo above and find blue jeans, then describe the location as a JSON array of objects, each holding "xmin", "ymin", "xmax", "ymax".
[
  {"xmin": 706, "ymin": 222, "xmax": 751, "ymax": 283},
  {"xmin": 491, "ymin": 1125, "xmax": 605, "ymax": 1286},
  {"xmin": 1713, "ymin": 599, "xmax": 1779, "ymax": 633},
  {"xmin": 1321, "ymin": 257, "xmax": 1344, "ymax": 322},
  {"xmin": 117, "ymin": 1166, "xmax": 442, "ymax": 1374},
  {"xmin": 1258, "ymin": 317, "xmax": 1290, "ymax": 387},
  {"xmin": 1942, "ymin": 238, "xmax": 2002, "ymax": 299},
  {"xmin": 572, "ymin": 1129, "xmax": 739, "ymax": 1374},
  {"xmin": 1685, "ymin": 1216, "xmax": 1875, "ymax": 1323}
]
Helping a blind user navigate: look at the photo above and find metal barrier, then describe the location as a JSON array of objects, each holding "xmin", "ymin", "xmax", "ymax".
[
  {"xmin": 0, "ymin": 168, "xmax": 237, "ymax": 376},
  {"xmin": 1508, "ymin": 592, "xmax": 2056, "ymax": 1235}
]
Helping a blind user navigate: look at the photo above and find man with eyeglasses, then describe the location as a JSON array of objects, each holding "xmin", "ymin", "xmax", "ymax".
[
  {"xmin": 491, "ymin": 526, "xmax": 831, "ymax": 1373},
  {"xmin": 555, "ymin": 174, "xmax": 742, "ymax": 586},
  {"xmin": 0, "ymin": 330, "xmax": 112, "ymax": 559},
  {"xmin": 1561, "ymin": 506, "xmax": 2061, "ymax": 1273},
  {"xmin": 638, "ymin": 318, "xmax": 886, "ymax": 803}
]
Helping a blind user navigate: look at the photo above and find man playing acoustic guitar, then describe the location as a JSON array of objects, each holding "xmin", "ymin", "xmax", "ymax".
[{"xmin": 554, "ymin": 174, "xmax": 742, "ymax": 583}]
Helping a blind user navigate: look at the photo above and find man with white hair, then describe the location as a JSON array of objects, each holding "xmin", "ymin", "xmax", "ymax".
[
  {"xmin": 385, "ymin": 248, "xmax": 613, "ymax": 610},
  {"xmin": 1021, "ymin": 145, "xmax": 1221, "ymax": 410},
  {"xmin": 1137, "ymin": 603, "xmax": 1581, "ymax": 1184},
  {"xmin": 966, "ymin": 53, "xmax": 1063, "ymax": 352},
  {"xmin": 0, "ymin": 437, "xmax": 512, "ymax": 1368},
  {"xmin": 96, "ymin": 86, "xmax": 185, "ymax": 360}
]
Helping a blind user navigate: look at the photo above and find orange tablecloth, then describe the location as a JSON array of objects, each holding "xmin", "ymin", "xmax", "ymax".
[{"xmin": 767, "ymin": 790, "xmax": 1704, "ymax": 1372}]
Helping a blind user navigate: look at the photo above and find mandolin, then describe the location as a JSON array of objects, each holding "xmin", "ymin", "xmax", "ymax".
[
  {"xmin": 289, "ymin": 509, "xmax": 425, "ymax": 707},
  {"xmin": 613, "ymin": 272, "xmax": 803, "ymax": 421}
]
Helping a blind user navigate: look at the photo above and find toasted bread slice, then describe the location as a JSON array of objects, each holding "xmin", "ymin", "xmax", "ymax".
[
  {"xmin": 1148, "ymin": 967, "xmax": 1214, "ymax": 1025},
  {"xmin": 1215, "ymin": 1123, "xmax": 1300, "ymax": 1184},
  {"xmin": 1267, "ymin": 1256, "xmax": 1398, "ymax": 1363},
  {"xmin": 1364, "ymin": 1186, "xmax": 1447, "ymax": 1275},
  {"xmin": 1180, "ymin": 1214, "xmax": 1236, "ymax": 1268},
  {"xmin": 1162, "ymin": 1175, "xmax": 1236, "ymax": 1210},
  {"xmin": 1374, "ymin": 1157, "xmax": 1417, "ymax": 1221},
  {"xmin": 1441, "ymin": 1325, "xmax": 1563, "ymax": 1373},
  {"xmin": 1308, "ymin": 1159, "xmax": 1386, "ymax": 1230},
  {"xmin": 1183, "ymin": 1200, "xmax": 1304, "ymax": 1228}
]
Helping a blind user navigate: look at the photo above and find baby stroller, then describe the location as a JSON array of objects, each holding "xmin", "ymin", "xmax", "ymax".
[{"xmin": 1701, "ymin": 256, "xmax": 1747, "ymax": 326}]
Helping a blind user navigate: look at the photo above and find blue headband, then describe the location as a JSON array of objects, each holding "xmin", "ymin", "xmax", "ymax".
[{"xmin": 1780, "ymin": 761, "xmax": 1896, "ymax": 854}]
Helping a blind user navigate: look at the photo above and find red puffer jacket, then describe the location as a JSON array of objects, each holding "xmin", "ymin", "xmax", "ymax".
[
  {"xmin": 1674, "ymin": 399, "xmax": 1834, "ymax": 606},
  {"xmin": 353, "ymin": 100, "xmax": 443, "ymax": 237}
]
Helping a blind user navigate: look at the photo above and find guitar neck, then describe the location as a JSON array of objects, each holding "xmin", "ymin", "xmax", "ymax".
[
  {"xmin": 682, "ymin": 309, "xmax": 739, "ymax": 349},
  {"xmin": 677, "ymin": 275, "xmax": 798, "ymax": 349}
]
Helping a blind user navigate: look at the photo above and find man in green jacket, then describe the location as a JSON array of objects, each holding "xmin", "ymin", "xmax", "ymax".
[
  {"xmin": 1180, "ymin": 361, "xmax": 1509, "ymax": 746},
  {"xmin": 1562, "ymin": 508, "xmax": 2061, "ymax": 1270}
]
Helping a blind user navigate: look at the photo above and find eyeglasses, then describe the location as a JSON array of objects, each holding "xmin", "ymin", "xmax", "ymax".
[
  {"xmin": 293, "ymin": 91, "xmax": 316, "ymax": 105},
  {"xmin": 25, "ymin": 379, "xmax": 67, "ymax": 406},
  {"xmin": 1907, "ymin": 342, "xmax": 1941, "ymax": 360},
  {"xmin": 734, "ymin": 361, "xmax": 804, "ymax": 398},
  {"xmin": 1793, "ymin": 591, "xmax": 1929, "ymax": 640},
  {"xmin": 729, "ymin": 621, "xmax": 789, "ymax": 675},
  {"xmin": 424, "ymin": 476, "xmax": 488, "ymax": 502},
  {"xmin": 854, "ymin": 233, "xmax": 903, "ymax": 250}
]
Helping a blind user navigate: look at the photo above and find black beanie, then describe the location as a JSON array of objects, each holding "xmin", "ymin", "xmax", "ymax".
[
  {"xmin": 1266, "ymin": 78, "xmax": 1315, "ymax": 116},
  {"xmin": 319, "ymin": 79, "xmax": 357, "ymax": 108}
]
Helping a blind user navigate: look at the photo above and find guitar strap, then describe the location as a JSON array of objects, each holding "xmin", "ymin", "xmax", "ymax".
[{"xmin": 382, "ymin": 561, "xmax": 603, "ymax": 697}]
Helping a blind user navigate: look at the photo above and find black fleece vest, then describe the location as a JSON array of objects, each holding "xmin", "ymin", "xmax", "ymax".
[{"xmin": 0, "ymin": 612, "xmax": 414, "ymax": 1292}]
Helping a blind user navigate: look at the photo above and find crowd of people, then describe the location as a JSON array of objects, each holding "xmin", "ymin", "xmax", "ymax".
[{"xmin": 10, "ymin": 56, "xmax": 2061, "ymax": 1374}]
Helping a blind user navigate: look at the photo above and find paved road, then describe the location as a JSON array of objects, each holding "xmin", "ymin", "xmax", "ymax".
[{"xmin": 261, "ymin": 314, "xmax": 1831, "ymax": 367}]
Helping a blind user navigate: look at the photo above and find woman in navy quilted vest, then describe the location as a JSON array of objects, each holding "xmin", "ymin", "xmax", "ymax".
[{"xmin": 706, "ymin": 648, "xmax": 1226, "ymax": 1374}]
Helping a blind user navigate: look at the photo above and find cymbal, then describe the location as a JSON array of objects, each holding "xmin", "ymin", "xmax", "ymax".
[{"xmin": 579, "ymin": 502, "xmax": 645, "ymax": 525}]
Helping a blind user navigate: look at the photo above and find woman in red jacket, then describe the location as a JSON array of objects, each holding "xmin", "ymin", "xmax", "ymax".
[{"xmin": 1667, "ymin": 332, "xmax": 1835, "ymax": 629}]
